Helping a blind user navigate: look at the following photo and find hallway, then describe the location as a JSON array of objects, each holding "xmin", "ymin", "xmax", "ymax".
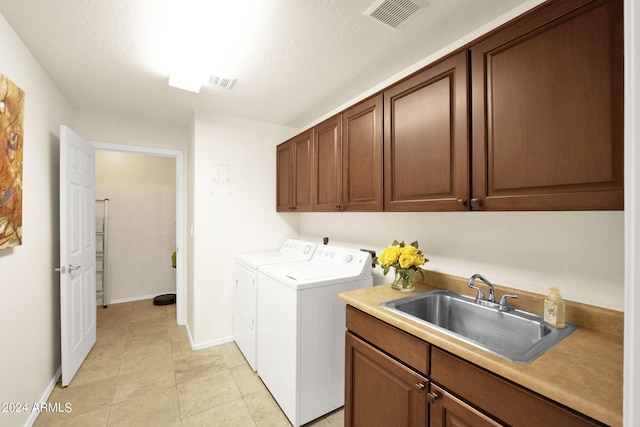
[{"xmin": 35, "ymin": 300, "xmax": 344, "ymax": 426}]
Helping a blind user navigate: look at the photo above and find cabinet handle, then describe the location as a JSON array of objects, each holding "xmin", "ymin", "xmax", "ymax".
[
  {"xmin": 414, "ymin": 383, "xmax": 425, "ymax": 393},
  {"xmin": 456, "ymin": 199, "xmax": 467, "ymax": 207},
  {"xmin": 427, "ymin": 392, "xmax": 438, "ymax": 404},
  {"xmin": 470, "ymin": 198, "xmax": 481, "ymax": 207}
]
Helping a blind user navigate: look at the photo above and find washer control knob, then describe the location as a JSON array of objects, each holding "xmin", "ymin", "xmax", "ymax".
[{"xmin": 345, "ymin": 255, "xmax": 353, "ymax": 263}]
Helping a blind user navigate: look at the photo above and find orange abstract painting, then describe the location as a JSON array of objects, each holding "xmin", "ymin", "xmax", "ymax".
[{"xmin": 0, "ymin": 73, "xmax": 24, "ymax": 249}]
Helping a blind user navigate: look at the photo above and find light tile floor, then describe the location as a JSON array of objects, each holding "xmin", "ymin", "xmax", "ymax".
[{"xmin": 35, "ymin": 299, "xmax": 344, "ymax": 427}]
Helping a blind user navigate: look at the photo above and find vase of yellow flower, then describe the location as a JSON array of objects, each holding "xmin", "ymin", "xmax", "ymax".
[{"xmin": 374, "ymin": 240, "xmax": 428, "ymax": 292}]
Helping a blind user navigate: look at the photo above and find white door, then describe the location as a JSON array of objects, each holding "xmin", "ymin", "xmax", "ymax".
[{"xmin": 58, "ymin": 125, "xmax": 96, "ymax": 386}]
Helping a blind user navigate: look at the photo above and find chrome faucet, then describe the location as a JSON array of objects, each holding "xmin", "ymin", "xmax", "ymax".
[
  {"xmin": 467, "ymin": 273, "xmax": 518, "ymax": 311},
  {"xmin": 467, "ymin": 273, "xmax": 495, "ymax": 303}
]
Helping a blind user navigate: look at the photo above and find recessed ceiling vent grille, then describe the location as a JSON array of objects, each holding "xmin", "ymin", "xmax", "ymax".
[
  {"xmin": 364, "ymin": 0, "xmax": 425, "ymax": 29},
  {"xmin": 208, "ymin": 76, "xmax": 235, "ymax": 89}
]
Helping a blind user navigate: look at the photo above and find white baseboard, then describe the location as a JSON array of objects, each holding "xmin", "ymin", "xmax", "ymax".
[
  {"xmin": 191, "ymin": 335, "xmax": 234, "ymax": 351},
  {"xmin": 184, "ymin": 322, "xmax": 233, "ymax": 351},
  {"xmin": 25, "ymin": 367, "xmax": 61, "ymax": 427}
]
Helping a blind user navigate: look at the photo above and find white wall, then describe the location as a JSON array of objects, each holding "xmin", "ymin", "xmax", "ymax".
[
  {"xmin": 189, "ymin": 111, "xmax": 297, "ymax": 347},
  {"xmin": 73, "ymin": 110, "xmax": 188, "ymax": 152},
  {"xmin": 0, "ymin": 13, "xmax": 75, "ymax": 427},
  {"xmin": 95, "ymin": 151, "xmax": 176, "ymax": 302},
  {"xmin": 300, "ymin": 211, "xmax": 624, "ymax": 310}
]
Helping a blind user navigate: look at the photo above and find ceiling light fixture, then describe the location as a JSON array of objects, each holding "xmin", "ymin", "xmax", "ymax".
[
  {"xmin": 168, "ymin": 71, "xmax": 208, "ymax": 93},
  {"xmin": 155, "ymin": 0, "xmax": 262, "ymax": 94}
]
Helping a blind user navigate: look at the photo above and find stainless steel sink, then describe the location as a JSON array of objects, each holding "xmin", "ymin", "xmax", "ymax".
[{"xmin": 380, "ymin": 290, "xmax": 576, "ymax": 363}]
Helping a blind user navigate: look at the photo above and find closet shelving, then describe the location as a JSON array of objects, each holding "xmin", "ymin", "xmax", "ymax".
[{"xmin": 96, "ymin": 199, "xmax": 110, "ymax": 308}]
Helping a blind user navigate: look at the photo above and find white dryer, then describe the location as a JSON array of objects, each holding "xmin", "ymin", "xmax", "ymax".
[
  {"xmin": 257, "ymin": 245, "xmax": 372, "ymax": 427},
  {"xmin": 234, "ymin": 239, "xmax": 317, "ymax": 371}
]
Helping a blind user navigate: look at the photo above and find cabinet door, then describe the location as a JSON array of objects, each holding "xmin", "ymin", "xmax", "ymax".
[
  {"xmin": 343, "ymin": 95, "xmax": 384, "ymax": 211},
  {"xmin": 276, "ymin": 131, "xmax": 313, "ymax": 212},
  {"xmin": 384, "ymin": 51, "xmax": 469, "ymax": 211},
  {"xmin": 276, "ymin": 141, "xmax": 293, "ymax": 211},
  {"xmin": 292, "ymin": 130, "xmax": 313, "ymax": 212},
  {"xmin": 429, "ymin": 383, "xmax": 503, "ymax": 427},
  {"xmin": 471, "ymin": 0, "xmax": 623, "ymax": 210},
  {"xmin": 430, "ymin": 348, "xmax": 604, "ymax": 427},
  {"xmin": 345, "ymin": 332, "xmax": 427, "ymax": 427},
  {"xmin": 313, "ymin": 115, "xmax": 342, "ymax": 211}
]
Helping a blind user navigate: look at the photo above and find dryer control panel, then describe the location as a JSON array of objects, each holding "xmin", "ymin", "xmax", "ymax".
[
  {"xmin": 312, "ymin": 245, "xmax": 371, "ymax": 273},
  {"xmin": 280, "ymin": 239, "xmax": 317, "ymax": 257}
]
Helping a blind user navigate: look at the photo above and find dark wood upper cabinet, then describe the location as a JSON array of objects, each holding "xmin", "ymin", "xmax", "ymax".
[
  {"xmin": 276, "ymin": 141, "xmax": 293, "ymax": 212},
  {"xmin": 277, "ymin": 0, "xmax": 623, "ymax": 213},
  {"xmin": 276, "ymin": 130, "xmax": 313, "ymax": 212},
  {"xmin": 342, "ymin": 95, "xmax": 384, "ymax": 211},
  {"xmin": 384, "ymin": 51, "xmax": 469, "ymax": 211},
  {"xmin": 312, "ymin": 115, "xmax": 343, "ymax": 211},
  {"xmin": 470, "ymin": 0, "xmax": 624, "ymax": 210},
  {"xmin": 312, "ymin": 95, "xmax": 384, "ymax": 212}
]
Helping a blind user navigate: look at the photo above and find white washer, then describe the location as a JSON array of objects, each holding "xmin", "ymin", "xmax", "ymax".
[
  {"xmin": 257, "ymin": 245, "xmax": 372, "ymax": 427},
  {"xmin": 234, "ymin": 239, "xmax": 317, "ymax": 371}
]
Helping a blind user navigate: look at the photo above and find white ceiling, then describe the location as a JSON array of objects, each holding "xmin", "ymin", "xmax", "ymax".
[{"xmin": 0, "ymin": 0, "xmax": 532, "ymax": 129}]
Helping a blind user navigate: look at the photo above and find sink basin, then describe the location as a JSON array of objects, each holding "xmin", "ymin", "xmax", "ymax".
[{"xmin": 380, "ymin": 290, "xmax": 576, "ymax": 363}]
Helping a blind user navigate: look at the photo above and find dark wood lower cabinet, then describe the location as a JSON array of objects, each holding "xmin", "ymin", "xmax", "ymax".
[
  {"xmin": 345, "ymin": 331, "xmax": 503, "ymax": 427},
  {"xmin": 345, "ymin": 306, "xmax": 605, "ymax": 427},
  {"xmin": 345, "ymin": 332, "xmax": 427, "ymax": 427},
  {"xmin": 428, "ymin": 384, "xmax": 501, "ymax": 427},
  {"xmin": 429, "ymin": 348, "xmax": 604, "ymax": 427}
]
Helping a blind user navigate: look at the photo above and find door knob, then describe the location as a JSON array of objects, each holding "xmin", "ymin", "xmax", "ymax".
[{"xmin": 55, "ymin": 265, "xmax": 81, "ymax": 274}]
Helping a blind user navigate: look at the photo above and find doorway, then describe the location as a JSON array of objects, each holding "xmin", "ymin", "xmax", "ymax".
[{"xmin": 93, "ymin": 141, "xmax": 185, "ymax": 325}]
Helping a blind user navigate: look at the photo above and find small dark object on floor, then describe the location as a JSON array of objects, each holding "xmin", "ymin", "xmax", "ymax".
[{"xmin": 153, "ymin": 293, "xmax": 176, "ymax": 305}]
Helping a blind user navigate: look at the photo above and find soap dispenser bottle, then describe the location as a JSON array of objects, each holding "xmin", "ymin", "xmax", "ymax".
[{"xmin": 544, "ymin": 286, "xmax": 566, "ymax": 328}]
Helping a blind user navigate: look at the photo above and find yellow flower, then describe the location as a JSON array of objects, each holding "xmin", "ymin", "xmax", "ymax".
[
  {"xmin": 414, "ymin": 253, "xmax": 426, "ymax": 266},
  {"xmin": 401, "ymin": 244, "xmax": 418, "ymax": 256},
  {"xmin": 399, "ymin": 253, "xmax": 415, "ymax": 269},
  {"xmin": 378, "ymin": 245, "xmax": 401, "ymax": 266}
]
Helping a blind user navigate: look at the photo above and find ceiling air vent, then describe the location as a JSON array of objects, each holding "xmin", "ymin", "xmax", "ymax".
[
  {"xmin": 364, "ymin": 0, "xmax": 426, "ymax": 29},
  {"xmin": 208, "ymin": 76, "xmax": 235, "ymax": 89}
]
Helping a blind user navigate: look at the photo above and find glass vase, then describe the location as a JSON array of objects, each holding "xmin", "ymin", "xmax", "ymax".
[{"xmin": 391, "ymin": 270, "xmax": 415, "ymax": 292}]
